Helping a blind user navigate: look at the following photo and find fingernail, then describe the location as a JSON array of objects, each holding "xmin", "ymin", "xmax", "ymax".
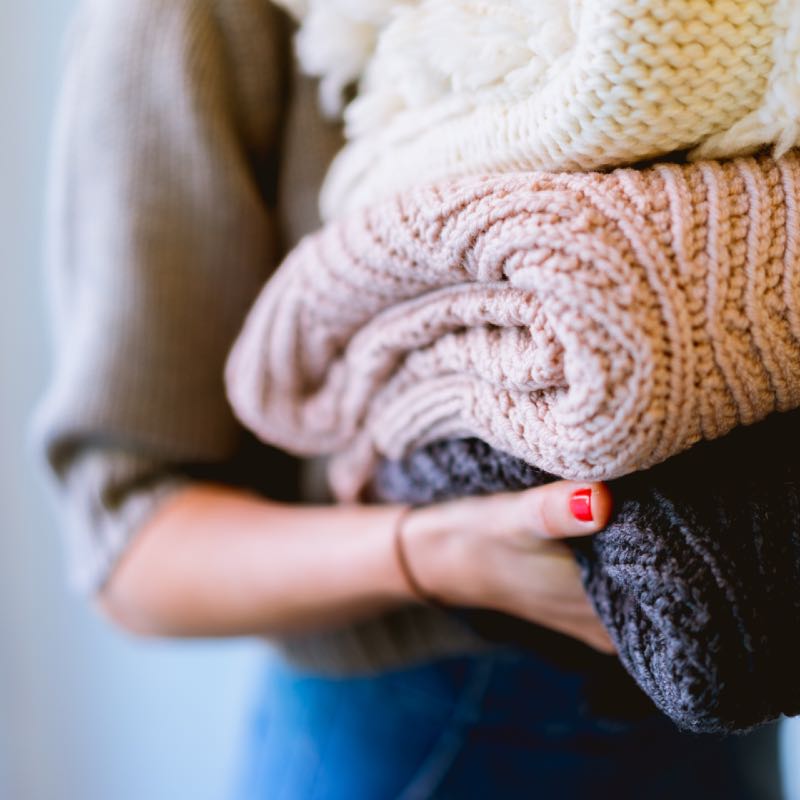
[{"xmin": 569, "ymin": 488, "xmax": 594, "ymax": 522}]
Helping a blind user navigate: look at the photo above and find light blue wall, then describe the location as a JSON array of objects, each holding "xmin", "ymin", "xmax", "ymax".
[
  {"xmin": 1, "ymin": 2, "xmax": 799, "ymax": 799},
  {"xmin": 0, "ymin": 3, "xmax": 264, "ymax": 799}
]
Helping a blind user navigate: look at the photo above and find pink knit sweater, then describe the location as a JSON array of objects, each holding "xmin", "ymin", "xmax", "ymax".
[{"xmin": 225, "ymin": 153, "xmax": 800, "ymax": 501}]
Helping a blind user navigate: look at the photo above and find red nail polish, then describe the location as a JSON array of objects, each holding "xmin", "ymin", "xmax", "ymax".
[{"xmin": 570, "ymin": 488, "xmax": 594, "ymax": 522}]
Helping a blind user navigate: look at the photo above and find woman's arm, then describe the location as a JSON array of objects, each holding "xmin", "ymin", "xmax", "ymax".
[
  {"xmin": 33, "ymin": 0, "xmax": 294, "ymax": 592},
  {"xmin": 98, "ymin": 480, "xmax": 615, "ymax": 654}
]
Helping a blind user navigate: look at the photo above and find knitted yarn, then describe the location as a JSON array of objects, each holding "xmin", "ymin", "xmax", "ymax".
[
  {"xmin": 371, "ymin": 412, "xmax": 800, "ymax": 734},
  {"xmin": 272, "ymin": 0, "xmax": 403, "ymax": 118},
  {"xmin": 274, "ymin": 0, "xmax": 800, "ymax": 218},
  {"xmin": 225, "ymin": 153, "xmax": 800, "ymax": 502}
]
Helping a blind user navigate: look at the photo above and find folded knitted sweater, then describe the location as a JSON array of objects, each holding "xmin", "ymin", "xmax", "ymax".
[
  {"xmin": 274, "ymin": 0, "xmax": 800, "ymax": 217},
  {"xmin": 370, "ymin": 410, "xmax": 800, "ymax": 735},
  {"xmin": 225, "ymin": 153, "xmax": 800, "ymax": 502}
]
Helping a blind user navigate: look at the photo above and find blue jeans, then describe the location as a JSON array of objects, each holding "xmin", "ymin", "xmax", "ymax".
[{"xmin": 235, "ymin": 647, "xmax": 781, "ymax": 800}]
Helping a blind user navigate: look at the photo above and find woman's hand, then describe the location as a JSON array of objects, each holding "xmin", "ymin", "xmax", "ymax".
[
  {"xmin": 99, "ymin": 481, "xmax": 613, "ymax": 654},
  {"xmin": 399, "ymin": 482, "xmax": 615, "ymax": 654}
]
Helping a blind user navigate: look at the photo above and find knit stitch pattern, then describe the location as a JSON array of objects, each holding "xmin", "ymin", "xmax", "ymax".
[
  {"xmin": 371, "ymin": 412, "xmax": 800, "ymax": 734},
  {"xmin": 225, "ymin": 153, "xmax": 800, "ymax": 502},
  {"xmin": 274, "ymin": 0, "xmax": 800, "ymax": 218}
]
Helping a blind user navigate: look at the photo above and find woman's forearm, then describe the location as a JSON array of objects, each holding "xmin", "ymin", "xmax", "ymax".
[
  {"xmin": 97, "ymin": 484, "xmax": 414, "ymax": 638},
  {"xmin": 98, "ymin": 479, "xmax": 615, "ymax": 654}
]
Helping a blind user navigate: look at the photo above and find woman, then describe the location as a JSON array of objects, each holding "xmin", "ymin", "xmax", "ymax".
[{"xmin": 34, "ymin": 1, "xmax": 781, "ymax": 797}]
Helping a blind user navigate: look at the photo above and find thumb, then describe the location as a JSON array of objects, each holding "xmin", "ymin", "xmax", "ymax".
[{"xmin": 519, "ymin": 481, "xmax": 613, "ymax": 540}]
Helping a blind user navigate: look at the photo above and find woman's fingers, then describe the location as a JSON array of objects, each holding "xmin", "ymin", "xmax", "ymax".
[
  {"xmin": 518, "ymin": 481, "xmax": 613, "ymax": 540},
  {"xmin": 568, "ymin": 619, "xmax": 617, "ymax": 654},
  {"xmin": 456, "ymin": 481, "xmax": 613, "ymax": 543},
  {"xmin": 400, "ymin": 478, "xmax": 616, "ymax": 653}
]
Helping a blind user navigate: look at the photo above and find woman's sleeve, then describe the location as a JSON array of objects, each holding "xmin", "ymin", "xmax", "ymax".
[{"xmin": 32, "ymin": 0, "xmax": 292, "ymax": 593}]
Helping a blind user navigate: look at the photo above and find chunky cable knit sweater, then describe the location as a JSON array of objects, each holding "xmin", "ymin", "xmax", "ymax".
[
  {"xmin": 274, "ymin": 0, "xmax": 800, "ymax": 217},
  {"xmin": 371, "ymin": 409, "xmax": 800, "ymax": 735},
  {"xmin": 225, "ymin": 152, "xmax": 800, "ymax": 502}
]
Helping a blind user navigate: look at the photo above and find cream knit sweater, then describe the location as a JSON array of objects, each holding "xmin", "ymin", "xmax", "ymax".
[{"xmin": 275, "ymin": 0, "xmax": 800, "ymax": 218}]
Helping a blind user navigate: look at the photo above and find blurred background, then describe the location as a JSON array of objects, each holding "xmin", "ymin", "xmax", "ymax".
[
  {"xmin": 1, "ymin": 2, "xmax": 798, "ymax": 799},
  {"xmin": 1, "ymin": 3, "xmax": 265, "ymax": 799}
]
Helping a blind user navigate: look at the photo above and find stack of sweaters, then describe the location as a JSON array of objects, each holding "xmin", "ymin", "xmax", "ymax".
[{"xmin": 225, "ymin": 0, "xmax": 800, "ymax": 734}]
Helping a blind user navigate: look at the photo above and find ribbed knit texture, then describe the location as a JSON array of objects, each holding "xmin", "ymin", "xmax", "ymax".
[
  {"xmin": 372, "ymin": 410, "xmax": 800, "ymax": 734},
  {"xmin": 225, "ymin": 153, "xmax": 800, "ymax": 502},
  {"xmin": 274, "ymin": 0, "xmax": 800, "ymax": 218}
]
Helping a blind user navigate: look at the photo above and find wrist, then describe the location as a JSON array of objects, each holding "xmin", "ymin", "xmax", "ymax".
[
  {"xmin": 399, "ymin": 502, "xmax": 478, "ymax": 608},
  {"xmin": 393, "ymin": 506, "xmax": 452, "ymax": 607},
  {"xmin": 373, "ymin": 506, "xmax": 419, "ymax": 605}
]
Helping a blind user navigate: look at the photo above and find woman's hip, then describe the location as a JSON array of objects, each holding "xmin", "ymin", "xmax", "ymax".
[{"xmin": 234, "ymin": 647, "xmax": 780, "ymax": 800}]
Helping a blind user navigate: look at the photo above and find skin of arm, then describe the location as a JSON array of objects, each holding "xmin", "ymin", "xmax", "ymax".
[{"xmin": 97, "ymin": 480, "xmax": 615, "ymax": 654}]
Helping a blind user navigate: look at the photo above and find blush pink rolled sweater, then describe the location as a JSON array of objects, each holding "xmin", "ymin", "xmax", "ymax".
[{"xmin": 226, "ymin": 152, "xmax": 800, "ymax": 500}]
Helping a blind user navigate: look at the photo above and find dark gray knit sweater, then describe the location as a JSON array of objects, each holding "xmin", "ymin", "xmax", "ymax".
[{"xmin": 373, "ymin": 411, "xmax": 800, "ymax": 734}]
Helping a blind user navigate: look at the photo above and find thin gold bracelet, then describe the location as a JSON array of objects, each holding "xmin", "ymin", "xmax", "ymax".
[{"xmin": 393, "ymin": 505, "xmax": 447, "ymax": 608}]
